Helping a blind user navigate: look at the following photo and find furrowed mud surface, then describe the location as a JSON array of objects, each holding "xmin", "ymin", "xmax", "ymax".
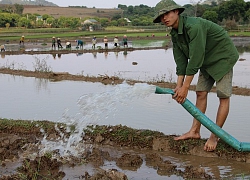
[{"xmin": 1, "ymin": 121, "xmax": 250, "ymax": 180}]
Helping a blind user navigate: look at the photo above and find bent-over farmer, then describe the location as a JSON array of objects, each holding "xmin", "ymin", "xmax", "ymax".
[{"xmin": 153, "ymin": 1, "xmax": 239, "ymax": 151}]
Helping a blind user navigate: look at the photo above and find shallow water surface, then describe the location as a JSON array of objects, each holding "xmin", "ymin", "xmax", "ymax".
[
  {"xmin": 1, "ymin": 74, "xmax": 249, "ymax": 142},
  {"xmin": 1, "ymin": 48, "xmax": 250, "ymax": 88}
]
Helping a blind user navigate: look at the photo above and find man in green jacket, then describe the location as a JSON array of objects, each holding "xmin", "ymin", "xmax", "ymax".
[{"xmin": 153, "ymin": 2, "xmax": 239, "ymax": 151}]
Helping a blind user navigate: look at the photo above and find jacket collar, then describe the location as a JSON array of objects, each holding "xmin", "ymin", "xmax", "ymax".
[
  {"xmin": 170, "ymin": 15, "xmax": 184, "ymax": 36},
  {"xmin": 177, "ymin": 15, "xmax": 184, "ymax": 35}
]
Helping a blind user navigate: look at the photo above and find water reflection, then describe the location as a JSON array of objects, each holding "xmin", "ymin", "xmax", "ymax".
[
  {"xmin": 104, "ymin": 51, "xmax": 108, "ymax": 59},
  {"xmin": 114, "ymin": 51, "xmax": 118, "ymax": 58},
  {"xmin": 50, "ymin": 53, "xmax": 63, "ymax": 60},
  {"xmin": 123, "ymin": 50, "xmax": 128, "ymax": 59},
  {"xmin": 1, "ymin": 49, "xmax": 249, "ymax": 88},
  {"xmin": 57, "ymin": 53, "xmax": 61, "ymax": 59},
  {"xmin": 52, "ymin": 53, "xmax": 56, "ymax": 59},
  {"xmin": 232, "ymin": 37, "xmax": 250, "ymax": 53},
  {"xmin": 92, "ymin": 51, "xmax": 97, "ymax": 58},
  {"xmin": 1, "ymin": 53, "xmax": 5, "ymax": 59},
  {"xmin": 236, "ymin": 45, "xmax": 250, "ymax": 54},
  {"xmin": 76, "ymin": 53, "xmax": 83, "ymax": 56}
]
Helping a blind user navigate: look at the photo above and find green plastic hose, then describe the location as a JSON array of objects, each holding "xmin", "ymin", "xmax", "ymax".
[{"xmin": 155, "ymin": 86, "xmax": 250, "ymax": 152}]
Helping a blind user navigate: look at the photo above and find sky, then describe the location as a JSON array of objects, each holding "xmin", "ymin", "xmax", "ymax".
[{"xmin": 48, "ymin": 0, "xmax": 191, "ymax": 8}]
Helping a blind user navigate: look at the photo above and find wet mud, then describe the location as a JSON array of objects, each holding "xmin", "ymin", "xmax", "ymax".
[
  {"xmin": 2, "ymin": 121, "xmax": 250, "ymax": 180},
  {"xmin": 1, "ymin": 120, "xmax": 250, "ymax": 179}
]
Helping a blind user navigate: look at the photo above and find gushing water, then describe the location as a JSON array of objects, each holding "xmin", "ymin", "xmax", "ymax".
[{"xmin": 38, "ymin": 82, "xmax": 156, "ymax": 158}]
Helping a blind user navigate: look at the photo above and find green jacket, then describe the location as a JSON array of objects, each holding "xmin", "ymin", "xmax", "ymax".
[{"xmin": 170, "ymin": 16, "xmax": 239, "ymax": 82}]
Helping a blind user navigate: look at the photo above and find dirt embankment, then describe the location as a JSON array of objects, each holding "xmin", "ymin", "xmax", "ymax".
[{"xmin": 1, "ymin": 120, "xmax": 250, "ymax": 180}]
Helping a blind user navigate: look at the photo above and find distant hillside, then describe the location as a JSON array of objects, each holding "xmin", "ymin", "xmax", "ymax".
[
  {"xmin": 22, "ymin": 5, "xmax": 123, "ymax": 19},
  {"xmin": 0, "ymin": 0, "xmax": 57, "ymax": 6},
  {"xmin": 0, "ymin": 0, "xmax": 123, "ymax": 19}
]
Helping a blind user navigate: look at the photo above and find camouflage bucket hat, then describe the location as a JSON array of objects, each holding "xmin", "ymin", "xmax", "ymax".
[{"xmin": 153, "ymin": 4, "xmax": 185, "ymax": 23}]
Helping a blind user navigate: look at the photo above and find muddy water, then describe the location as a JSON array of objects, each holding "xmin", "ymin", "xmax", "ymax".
[
  {"xmin": 1, "ymin": 48, "xmax": 250, "ymax": 179},
  {"xmin": 1, "ymin": 74, "xmax": 250, "ymax": 142},
  {"xmin": 62, "ymin": 147, "xmax": 250, "ymax": 179},
  {"xmin": 1, "ymin": 48, "xmax": 250, "ymax": 88}
]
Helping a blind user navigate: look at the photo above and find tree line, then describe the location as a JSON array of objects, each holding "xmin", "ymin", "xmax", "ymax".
[{"xmin": 116, "ymin": 0, "xmax": 250, "ymax": 29}]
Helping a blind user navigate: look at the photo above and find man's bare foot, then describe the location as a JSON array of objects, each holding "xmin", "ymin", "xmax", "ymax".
[
  {"xmin": 174, "ymin": 131, "xmax": 201, "ymax": 140},
  {"xmin": 204, "ymin": 135, "xmax": 219, "ymax": 151}
]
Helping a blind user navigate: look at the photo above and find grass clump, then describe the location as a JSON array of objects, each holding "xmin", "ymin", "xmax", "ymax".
[
  {"xmin": 0, "ymin": 118, "xmax": 67, "ymax": 136},
  {"xmin": 84, "ymin": 124, "xmax": 164, "ymax": 148}
]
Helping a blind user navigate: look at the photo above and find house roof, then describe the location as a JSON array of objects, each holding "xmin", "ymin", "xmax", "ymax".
[
  {"xmin": 124, "ymin": 18, "xmax": 131, "ymax": 23},
  {"xmin": 83, "ymin": 19, "xmax": 98, "ymax": 24}
]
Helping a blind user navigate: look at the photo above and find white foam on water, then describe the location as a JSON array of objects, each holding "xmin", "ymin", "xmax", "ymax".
[{"xmin": 38, "ymin": 82, "xmax": 156, "ymax": 158}]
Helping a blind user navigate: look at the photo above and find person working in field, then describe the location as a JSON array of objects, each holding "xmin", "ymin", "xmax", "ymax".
[
  {"xmin": 76, "ymin": 39, "xmax": 83, "ymax": 49},
  {"xmin": 92, "ymin": 36, "xmax": 97, "ymax": 49},
  {"xmin": 66, "ymin": 42, "xmax": 71, "ymax": 49},
  {"xmin": 103, "ymin": 36, "xmax": 108, "ymax": 48},
  {"xmin": 20, "ymin": 35, "xmax": 25, "ymax": 45},
  {"xmin": 52, "ymin": 37, "xmax": 56, "ymax": 49},
  {"xmin": 1, "ymin": 44, "xmax": 5, "ymax": 52},
  {"xmin": 113, "ymin": 36, "xmax": 119, "ymax": 47},
  {"xmin": 57, "ymin": 38, "xmax": 63, "ymax": 48},
  {"xmin": 153, "ymin": 0, "xmax": 239, "ymax": 151},
  {"xmin": 123, "ymin": 35, "xmax": 128, "ymax": 48}
]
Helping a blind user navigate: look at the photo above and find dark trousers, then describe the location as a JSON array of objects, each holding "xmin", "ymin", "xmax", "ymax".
[{"xmin": 57, "ymin": 43, "xmax": 62, "ymax": 48}]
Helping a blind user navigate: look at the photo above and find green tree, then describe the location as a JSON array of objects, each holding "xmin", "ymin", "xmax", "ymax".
[
  {"xmin": 202, "ymin": 10, "xmax": 218, "ymax": 23},
  {"xmin": 118, "ymin": 4, "xmax": 127, "ymax": 9},
  {"xmin": 36, "ymin": 20, "xmax": 43, "ymax": 27},
  {"xmin": 218, "ymin": 0, "xmax": 246, "ymax": 22},
  {"xmin": 131, "ymin": 18, "xmax": 140, "ymax": 26},
  {"xmin": 14, "ymin": 3, "xmax": 24, "ymax": 15},
  {"xmin": 46, "ymin": 17, "xmax": 55, "ymax": 26},
  {"xmin": 195, "ymin": 4, "xmax": 206, "ymax": 17},
  {"xmin": 51, "ymin": 18, "xmax": 60, "ymax": 28},
  {"xmin": 2, "ymin": 5, "xmax": 14, "ymax": 13},
  {"xmin": 127, "ymin": 6, "xmax": 134, "ymax": 14},
  {"xmin": 245, "ymin": 9, "xmax": 250, "ymax": 24},
  {"xmin": 99, "ymin": 18, "xmax": 110, "ymax": 27},
  {"xmin": 112, "ymin": 14, "xmax": 121, "ymax": 21},
  {"xmin": 42, "ymin": 14, "xmax": 51, "ymax": 21},
  {"xmin": 18, "ymin": 17, "xmax": 31, "ymax": 28},
  {"xmin": 10, "ymin": 13, "xmax": 20, "ymax": 27},
  {"xmin": 25, "ymin": 13, "xmax": 37, "ymax": 22},
  {"xmin": 110, "ymin": 20, "xmax": 118, "ymax": 26},
  {"xmin": 117, "ymin": 18, "xmax": 127, "ymax": 26},
  {"xmin": 68, "ymin": 17, "xmax": 81, "ymax": 29},
  {"xmin": 0, "ymin": 13, "xmax": 16, "ymax": 27},
  {"xmin": 182, "ymin": 4, "xmax": 196, "ymax": 16}
]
